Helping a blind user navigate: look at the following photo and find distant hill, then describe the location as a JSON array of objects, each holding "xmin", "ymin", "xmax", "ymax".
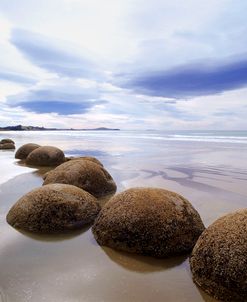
[
  {"xmin": 0, "ymin": 125, "xmax": 120, "ymax": 131},
  {"xmin": 84, "ymin": 127, "xmax": 120, "ymax": 131},
  {"xmin": 0, "ymin": 125, "xmax": 56, "ymax": 131}
]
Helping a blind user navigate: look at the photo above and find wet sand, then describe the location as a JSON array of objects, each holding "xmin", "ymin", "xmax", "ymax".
[
  {"xmin": 1, "ymin": 169, "xmax": 246, "ymax": 301},
  {"xmin": 0, "ymin": 131, "xmax": 247, "ymax": 301},
  {"xmin": 0, "ymin": 151, "xmax": 36, "ymax": 184},
  {"xmin": 0, "ymin": 171, "xmax": 216, "ymax": 302}
]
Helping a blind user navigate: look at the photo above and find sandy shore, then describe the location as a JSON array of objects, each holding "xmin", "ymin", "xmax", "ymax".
[
  {"xmin": 0, "ymin": 131, "xmax": 247, "ymax": 301},
  {"xmin": 1, "ymin": 165, "xmax": 246, "ymax": 301},
  {"xmin": 0, "ymin": 151, "xmax": 36, "ymax": 185},
  {"xmin": 0, "ymin": 170, "xmax": 216, "ymax": 302}
]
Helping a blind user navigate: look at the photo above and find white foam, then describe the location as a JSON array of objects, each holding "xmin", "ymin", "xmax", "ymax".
[{"xmin": 2, "ymin": 130, "xmax": 247, "ymax": 144}]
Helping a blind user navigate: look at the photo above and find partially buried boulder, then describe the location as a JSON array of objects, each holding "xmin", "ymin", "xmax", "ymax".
[
  {"xmin": 26, "ymin": 146, "xmax": 65, "ymax": 166},
  {"xmin": 0, "ymin": 138, "xmax": 14, "ymax": 144},
  {"xmin": 43, "ymin": 159, "xmax": 116, "ymax": 198},
  {"xmin": 0, "ymin": 143, "xmax": 15, "ymax": 149},
  {"xmin": 6, "ymin": 183, "xmax": 101, "ymax": 233},
  {"xmin": 92, "ymin": 187, "xmax": 205, "ymax": 258},
  {"xmin": 15, "ymin": 143, "xmax": 40, "ymax": 159},
  {"xmin": 190, "ymin": 209, "xmax": 247, "ymax": 302}
]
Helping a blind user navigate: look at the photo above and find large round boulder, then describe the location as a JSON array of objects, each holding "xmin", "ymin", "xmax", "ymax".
[
  {"xmin": 6, "ymin": 184, "xmax": 101, "ymax": 233},
  {"xmin": 190, "ymin": 209, "xmax": 247, "ymax": 302},
  {"xmin": 0, "ymin": 138, "xmax": 14, "ymax": 144},
  {"xmin": 26, "ymin": 146, "xmax": 65, "ymax": 166},
  {"xmin": 92, "ymin": 187, "xmax": 205, "ymax": 258},
  {"xmin": 66, "ymin": 156, "xmax": 103, "ymax": 167},
  {"xmin": 43, "ymin": 159, "xmax": 116, "ymax": 198},
  {"xmin": 15, "ymin": 143, "xmax": 41, "ymax": 159},
  {"xmin": 0, "ymin": 143, "xmax": 15, "ymax": 149}
]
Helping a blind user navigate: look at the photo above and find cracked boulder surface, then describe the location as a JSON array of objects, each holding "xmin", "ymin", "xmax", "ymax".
[
  {"xmin": 6, "ymin": 183, "xmax": 101, "ymax": 233},
  {"xmin": 92, "ymin": 187, "xmax": 205, "ymax": 258},
  {"xmin": 190, "ymin": 209, "xmax": 247, "ymax": 302}
]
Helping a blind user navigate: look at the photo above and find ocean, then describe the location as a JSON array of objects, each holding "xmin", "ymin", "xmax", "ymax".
[{"xmin": 0, "ymin": 130, "xmax": 246, "ymax": 302}]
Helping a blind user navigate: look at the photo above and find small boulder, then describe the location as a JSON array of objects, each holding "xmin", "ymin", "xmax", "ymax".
[
  {"xmin": 0, "ymin": 138, "xmax": 14, "ymax": 144},
  {"xmin": 190, "ymin": 209, "xmax": 247, "ymax": 302},
  {"xmin": 0, "ymin": 143, "xmax": 15, "ymax": 150},
  {"xmin": 26, "ymin": 146, "xmax": 65, "ymax": 166},
  {"xmin": 6, "ymin": 184, "xmax": 101, "ymax": 233},
  {"xmin": 43, "ymin": 159, "xmax": 116, "ymax": 198},
  {"xmin": 92, "ymin": 187, "xmax": 205, "ymax": 258},
  {"xmin": 15, "ymin": 143, "xmax": 41, "ymax": 159}
]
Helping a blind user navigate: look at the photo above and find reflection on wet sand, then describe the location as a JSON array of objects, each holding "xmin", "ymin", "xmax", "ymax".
[
  {"xmin": 15, "ymin": 159, "xmax": 54, "ymax": 177},
  {"xmin": 1, "ymin": 133, "xmax": 247, "ymax": 302},
  {"xmin": 17, "ymin": 225, "xmax": 91, "ymax": 242},
  {"xmin": 0, "ymin": 170, "xmax": 219, "ymax": 302},
  {"xmin": 142, "ymin": 164, "xmax": 247, "ymax": 195},
  {"xmin": 102, "ymin": 247, "xmax": 187, "ymax": 273}
]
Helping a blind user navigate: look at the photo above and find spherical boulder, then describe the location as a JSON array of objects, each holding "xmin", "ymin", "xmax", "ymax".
[
  {"xmin": 190, "ymin": 209, "xmax": 247, "ymax": 302},
  {"xmin": 92, "ymin": 187, "xmax": 205, "ymax": 258},
  {"xmin": 0, "ymin": 138, "xmax": 14, "ymax": 144},
  {"xmin": 0, "ymin": 143, "xmax": 15, "ymax": 149},
  {"xmin": 6, "ymin": 184, "xmax": 101, "ymax": 233},
  {"xmin": 26, "ymin": 146, "xmax": 65, "ymax": 166},
  {"xmin": 15, "ymin": 143, "xmax": 41, "ymax": 159},
  {"xmin": 43, "ymin": 159, "xmax": 116, "ymax": 198},
  {"xmin": 66, "ymin": 156, "xmax": 103, "ymax": 166}
]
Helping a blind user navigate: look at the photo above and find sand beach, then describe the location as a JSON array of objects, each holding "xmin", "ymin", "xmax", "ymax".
[{"xmin": 0, "ymin": 130, "xmax": 247, "ymax": 302}]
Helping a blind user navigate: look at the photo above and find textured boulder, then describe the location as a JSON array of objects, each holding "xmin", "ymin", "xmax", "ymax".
[
  {"xmin": 66, "ymin": 156, "xmax": 103, "ymax": 166},
  {"xmin": 92, "ymin": 187, "xmax": 205, "ymax": 258},
  {"xmin": 43, "ymin": 159, "xmax": 116, "ymax": 198},
  {"xmin": 0, "ymin": 143, "xmax": 15, "ymax": 149},
  {"xmin": 26, "ymin": 146, "xmax": 65, "ymax": 166},
  {"xmin": 190, "ymin": 209, "xmax": 247, "ymax": 302},
  {"xmin": 15, "ymin": 143, "xmax": 41, "ymax": 159},
  {"xmin": 0, "ymin": 138, "xmax": 14, "ymax": 144},
  {"xmin": 7, "ymin": 184, "xmax": 101, "ymax": 233}
]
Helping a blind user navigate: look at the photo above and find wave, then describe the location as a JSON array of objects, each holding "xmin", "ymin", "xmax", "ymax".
[{"xmin": 2, "ymin": 130, "xmax": 247, "ymax": 144}]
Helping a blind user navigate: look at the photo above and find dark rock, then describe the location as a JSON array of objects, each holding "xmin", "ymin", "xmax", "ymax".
[
  {"xmin": 0, "ymin": 143, "xmax": 15, "ymax": 149},
  {"xmin": 92, "ymin": 187, "xmax": 205, "ymax": 258},
  {"xmin": 15, "ymin": 143, "xmax": 41, "ymax": 159},
  {"xmin": 6, "ymin": 183, "xmax": 101, "ymax": 233},
  {"xmin": 0, "ymin": 138, "xmax": 15, "ymax": 144},
  {"xmin": 43, "ymin": 159, "xmax": 116, "ymax": 198},
  {"xmin": 190, "ymin": 209, "xmax": 247, "ymax": 302},
  {"xmin": 26, "ymin": 146, "xmax": 65, "ymax": 166}
]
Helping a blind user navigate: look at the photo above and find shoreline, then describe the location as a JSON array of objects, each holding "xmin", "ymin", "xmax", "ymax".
[{"xmin": 0, "ymin": 153, "xmax": 37, "ymax": 186}]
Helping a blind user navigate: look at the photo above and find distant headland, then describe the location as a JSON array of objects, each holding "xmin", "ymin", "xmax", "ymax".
[{"xmin": 0, "ymin": 125, "xmax": 120, "ymax": 131}]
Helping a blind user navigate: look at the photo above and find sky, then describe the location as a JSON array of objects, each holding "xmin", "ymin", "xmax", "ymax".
[{"xmin": 0, "ymin": 0, "xmax": 247, "ymax": 130}]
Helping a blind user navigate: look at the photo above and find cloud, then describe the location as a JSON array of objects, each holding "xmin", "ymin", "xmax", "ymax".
[
  {"xmin": 0, "ymin": 70, "xmax": 36, "ymax": 84},
  {"xmin": 118, "ymin": 56, "xmax": 247, "ymax": 98},
  {"xmin": 11, "ymin": 28, "xmax": 102, "ymax": 79},
  {"xmin": 213, "ymin": 110, "xmax": 236, "ymax": 117},
  {"xmin": 1, "ymin": 1, "xmax": 247, "ymax": 129},
  {"xmin": 17, "ymin": 100, "xmax": 105, "ymax": 115},
  {"xmin": 165, "ymin": 87, "xmax": 247, "ymax": 129},
  {"xmin": 6, "ymin": 78, "xmax": 106, "ymax": 115}
]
